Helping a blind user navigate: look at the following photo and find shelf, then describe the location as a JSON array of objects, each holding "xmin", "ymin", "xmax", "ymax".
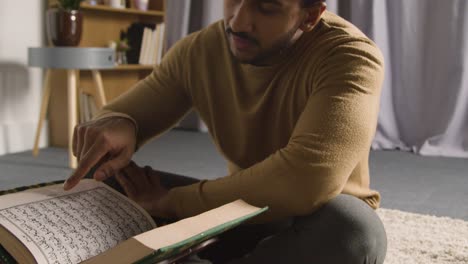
[
  {"xmin": 101, "ymin": 64, "xmax": 154, "ymax": 71},
  {"xmin": 81, "ymin": 3, "xmax": 164, "ymax": 17}
]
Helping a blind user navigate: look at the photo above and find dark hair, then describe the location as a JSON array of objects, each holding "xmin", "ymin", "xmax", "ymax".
[{"xmin": 302, "ymin": 0, "xmax": 326, "ymax": 7}]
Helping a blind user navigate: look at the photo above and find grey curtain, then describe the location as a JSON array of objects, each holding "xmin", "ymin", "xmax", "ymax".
[
  {"xmin": 328, "ymin": 0, "xmax": 468, "ymax": 158},
  {"xmin": 165, "ymin": 0, "xmax": 192, "ymax": 51}
]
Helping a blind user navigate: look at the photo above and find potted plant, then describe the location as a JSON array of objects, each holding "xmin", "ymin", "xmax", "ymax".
[
  {"xmin": 47, "ymin": 0, "xmax": 85, "ymax": 46},
  {"xmin": 115, "ymin": 38, "xmax": 131, "ymax": 64}
]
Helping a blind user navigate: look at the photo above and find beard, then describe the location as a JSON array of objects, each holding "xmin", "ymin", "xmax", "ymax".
[{"xmin": 225, "ymin": 25, "xmax": 300, "ymax": 66}]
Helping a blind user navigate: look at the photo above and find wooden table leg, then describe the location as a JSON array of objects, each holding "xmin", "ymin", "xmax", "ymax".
[
  {"xmin": 33, "ymin": 70, "xmax": 52, "ymax": 157},
  {"xmin": 91, "ymin": 70, "xmax": 107, "ymax": 109},
  {"xmin": 67, "ymin": 69, "xmax": 78, "ymax": 169}
]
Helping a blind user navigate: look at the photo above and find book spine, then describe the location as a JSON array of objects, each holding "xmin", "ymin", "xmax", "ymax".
[
  {"xmin": 147, "ymin": 28, "xmax": 156, "ymax": 65},
  {"xmin": 151, "ymin": 26, "xmax": 160, "ymax": 65},
  {"xmin": 139, "ymin": 28, "xmax": 149, "ymax": 65},
  {"xmin": 89, "ymin": 94, "xmax": 98, "ymax": 118},
  {"xmin": 79, "ymin": 92, "xmax": 86, "ymax": 124},
  {"xmin": 156, "ymin": 23, "xmax": 165, "ymax": 64},
  {"xmin": 145, "ymin": 28, "xmax": 152, "ymax": 65},
  {"xmin": 84, "ymin": 93, "xmax": 91, "ymax": 122}
]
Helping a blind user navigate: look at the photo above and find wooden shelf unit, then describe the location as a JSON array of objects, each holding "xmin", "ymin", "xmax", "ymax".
[
  {"xmin": 81, "ymin": 3, "xmax": 164, "ymax": 17},
  {"xmin": 107, "ymin": 64, "xmax": 155, "ymax": 71},
  {"xmin": 47, "ymin": 0, "xmax": 164, "ymax": 147}
]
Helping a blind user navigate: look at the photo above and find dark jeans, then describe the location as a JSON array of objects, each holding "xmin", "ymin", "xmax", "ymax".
[{"xmin": 103, "ymin": 170, "xmax": 387, "ymax": 264}]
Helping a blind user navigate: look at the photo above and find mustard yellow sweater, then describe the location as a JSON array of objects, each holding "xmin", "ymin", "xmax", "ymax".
[{"xmin": 100, "ymin": 11, "xmax": 384, "ymax": 222}]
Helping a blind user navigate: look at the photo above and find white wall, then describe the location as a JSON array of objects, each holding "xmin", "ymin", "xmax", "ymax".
[{"xmin": 0, "ymin": 1, "xmax": 46, "ymax": 155}]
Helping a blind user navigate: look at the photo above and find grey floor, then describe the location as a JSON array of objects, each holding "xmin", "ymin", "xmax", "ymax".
[{"xmin": 1, "ymin": 130, "xmax": 467, "ymax": 220}]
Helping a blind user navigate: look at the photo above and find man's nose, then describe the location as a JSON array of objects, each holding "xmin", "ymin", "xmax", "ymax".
[{"xmin": 230, "ymin": 3, "xmax": 254, "ymax": 33}]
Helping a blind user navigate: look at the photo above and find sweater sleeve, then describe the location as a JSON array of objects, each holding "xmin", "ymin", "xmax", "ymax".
[
  {"xmin": 97, "ymin": 36, "xmax": 193, "ymax": 148},
  {"xmin": 163, "ymin": 39, "xmax": 384, "ymax": 222}
]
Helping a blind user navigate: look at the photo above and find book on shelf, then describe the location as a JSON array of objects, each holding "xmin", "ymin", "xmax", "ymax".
[
  {"xmin": 126, "ymin": 23, "xmax": 156, "ymax": 64},
  {"xmin": 156, "ymin": 23, "xmax": 165, "ymax": 64},
  {"xmin": 150, "ymin": 27, "xmax": 159, "ymax": 65},
  {"xmin": 0, "ymin": 180, "xmax": 267, "ymax": 264},
  {"xmin": 138, "ymin": 23, "xmax": 165, "ymax": 65},
  {"xmin": 139, "ymin": 27, "xmax": 152, "ymax": 65},
  {"xmin": 79, "ymin": 91, "xmax": 98, "ymax": 123},
  {"xmin": 147, "ymin": 28, "xmax": 157, "ymax": 65}
]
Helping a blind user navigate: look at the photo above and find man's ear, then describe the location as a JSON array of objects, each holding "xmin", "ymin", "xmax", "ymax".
[{"xmin": 299, "ymin": 2, "xmax": 327, "ymax": 32}]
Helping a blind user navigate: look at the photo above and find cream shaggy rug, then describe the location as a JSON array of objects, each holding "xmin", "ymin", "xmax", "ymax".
[{"xmin": 377, "ymin": 209, "xmax": 468, "ymax": 264}]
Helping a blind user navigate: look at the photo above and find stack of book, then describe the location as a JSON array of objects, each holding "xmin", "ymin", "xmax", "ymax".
[
  {"xmin": 138, "ymin": 23, "xmax": 165, "ymax": 65},
  {"xmin": 124, "ymin": 22, "xmax": 165, "ymax": 66}
]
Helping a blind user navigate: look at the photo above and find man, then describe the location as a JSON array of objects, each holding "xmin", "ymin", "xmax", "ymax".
[{"xmin": 64, "ymin": 0, "xmax": 387, "ymax": 263}]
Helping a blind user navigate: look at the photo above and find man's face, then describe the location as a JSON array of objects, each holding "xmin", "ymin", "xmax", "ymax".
[{"xmin": 224, "ymin": 0, "xmax": 305, "ymax": 65}]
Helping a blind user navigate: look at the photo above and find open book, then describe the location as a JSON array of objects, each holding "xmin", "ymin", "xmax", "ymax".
[{"xmin": 0, "ymin": 180, "xmax": 267, "ymax": 264}]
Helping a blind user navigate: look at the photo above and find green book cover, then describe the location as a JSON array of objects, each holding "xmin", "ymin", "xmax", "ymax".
[{"xmin": 135, "ymin": 206, "xmax": 268, "ymax": 264}]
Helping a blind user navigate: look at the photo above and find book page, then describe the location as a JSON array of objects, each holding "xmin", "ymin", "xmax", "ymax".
[{"xmin": 0, "ymin": 180, "xmax": 156, "ymax": 264}]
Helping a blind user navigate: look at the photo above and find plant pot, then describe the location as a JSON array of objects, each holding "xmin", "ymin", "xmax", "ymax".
[
  {"xmin": 46, "ymin": 8, "xmax": 83, "ymax": 46},
  {"xmin": 115, "ymin": 51, "xmax": 128, "ymax": 64}
]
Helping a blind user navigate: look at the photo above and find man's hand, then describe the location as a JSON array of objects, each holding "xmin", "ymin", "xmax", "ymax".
[
  {"xmin": 116, "ymin": 162, "xmax": 173, "ymax": 218},
  {"xmin": 63, "ymin": 117, "xmax": 137, "ymax": 191}
]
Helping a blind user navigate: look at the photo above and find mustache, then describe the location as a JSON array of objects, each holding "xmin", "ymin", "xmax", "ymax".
[{"xmin": 225, "ymin": 27, "xmax": 258, "ymax": 45}]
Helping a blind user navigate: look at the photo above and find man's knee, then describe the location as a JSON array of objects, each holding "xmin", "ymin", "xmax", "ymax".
[
  {"xmin": 294, "ymin": 194, "xmax": 387, "ymax": 264},
  {"xmin": 226, "ymin": 195, "xmax": 387, "ymax": 264},
  {"xmin": 334, "ymin": 221, "xmax": 386, "ymax": 264}
]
